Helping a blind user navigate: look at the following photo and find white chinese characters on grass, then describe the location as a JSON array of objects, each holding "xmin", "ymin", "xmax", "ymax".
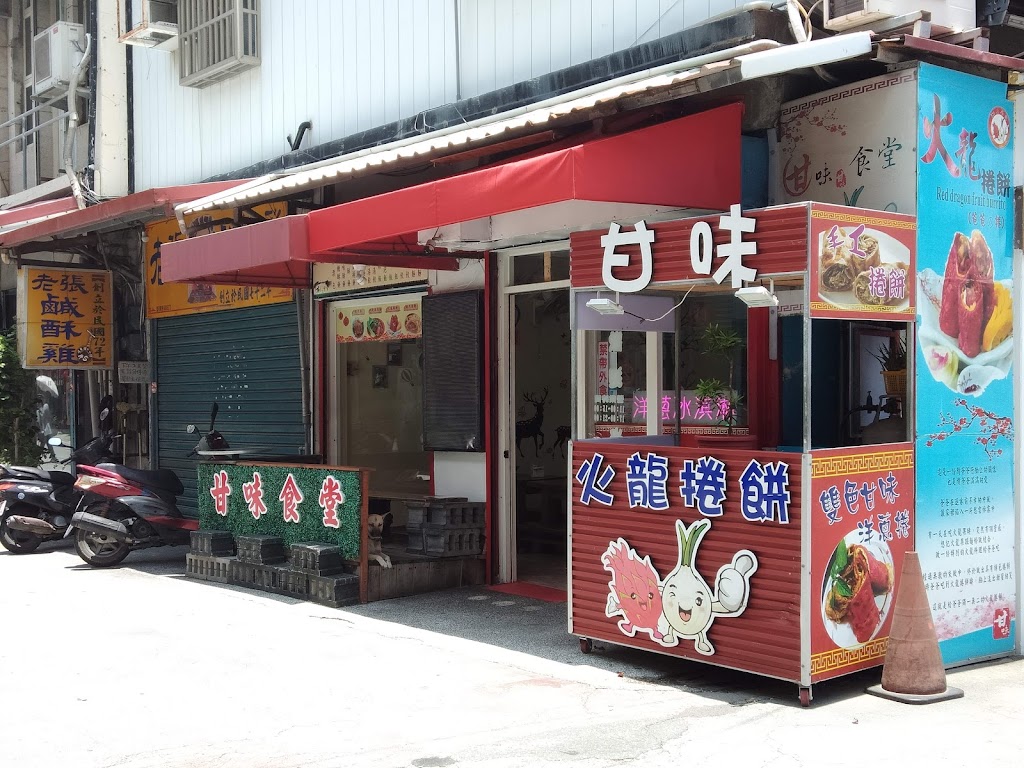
[
  {"xmin": 319, "ymin": 475, "xmax": 345, "ymax": 529},
  {"xmin": 242, "ymin": 471, "xmax": 267, "ymax": 520},
  {"xmin": 209, "ymin": 470, "xmax": 232, "ymax": 516}
]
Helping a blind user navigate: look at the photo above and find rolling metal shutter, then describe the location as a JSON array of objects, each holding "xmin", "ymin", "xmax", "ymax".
[{"xmin": 153, "ymin": 302, "xmax": 305, "ymax": 517}]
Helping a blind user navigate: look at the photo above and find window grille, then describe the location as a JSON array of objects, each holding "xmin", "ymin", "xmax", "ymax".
[{"xmin": 178, "ymin": 0, "xmax": 260, "ymax": 88}]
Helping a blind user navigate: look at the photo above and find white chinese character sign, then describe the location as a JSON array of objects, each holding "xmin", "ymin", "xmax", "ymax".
[
  {"xmin": 197, "ymin": 463, "xmax": 363, "ymax": 559},
  {"xmin": 17, "ymin": 267, "xmax": 113, "ymax": 369}
]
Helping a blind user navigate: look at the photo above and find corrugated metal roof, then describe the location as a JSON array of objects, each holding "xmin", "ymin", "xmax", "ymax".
[
  {"xmin": 177, "ymin": 42, "xmax": 779, "ymax": 218},
  {"xmin": 179, "ymin": 33, "xmax": 873, "ymax": 219}
]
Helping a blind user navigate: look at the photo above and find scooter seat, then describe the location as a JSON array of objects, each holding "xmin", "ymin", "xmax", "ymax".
[
  {"xmin": 3, "ymin": 466, "xmax": 75, "ymax": 485},
  {"xmin": 108, "ymin": 465, "xmax": 184, "ymax": 496}
]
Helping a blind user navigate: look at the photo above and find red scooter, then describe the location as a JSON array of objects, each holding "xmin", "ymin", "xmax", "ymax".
[{"xmin": 65, "ymin": 403, "xmax": 230, "ymax": 567}]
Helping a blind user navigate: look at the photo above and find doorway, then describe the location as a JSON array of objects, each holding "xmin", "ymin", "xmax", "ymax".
[{"xmin": 498, "ymin": 247, "xmax": 571, "ymax": 588}]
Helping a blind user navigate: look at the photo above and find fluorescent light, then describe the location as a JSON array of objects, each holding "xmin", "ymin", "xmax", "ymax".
[
  {"xmin": 586, "ymin": 297, "xmax": 625, "ymax": 315},
  {"xmin": 736, "ymin": 32, "xmax": 873, "ymax": 80},
  {"xmin": 735, "ymin": 286, "xmax": 778, "ymax": 308}
]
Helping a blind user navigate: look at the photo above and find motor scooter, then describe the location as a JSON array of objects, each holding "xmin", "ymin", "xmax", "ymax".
[
  {"xmin": 0, "ymin": 418, "xmax": 119, "ymax": 554},
  {"xmin": 65, "ymin": 403, "xmax": 231, "ymax": 568}
]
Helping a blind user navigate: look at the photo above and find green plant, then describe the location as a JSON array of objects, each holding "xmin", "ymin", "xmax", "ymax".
[
  {"xmin": 0, "ymin": 329, "xmax": 44, "ymax": 465},
  {"xmin": 694, "ymin": 322, "xmax": 744, "ymax": 433},
  {"xmin": 869, "ymin": 337, "xmax": 907, "ymax": 372}
]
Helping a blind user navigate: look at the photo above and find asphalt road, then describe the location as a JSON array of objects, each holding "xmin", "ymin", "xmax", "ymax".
[{"xmin": 1, "ymin": 542, "xmax": 1021, "ymax": 768}]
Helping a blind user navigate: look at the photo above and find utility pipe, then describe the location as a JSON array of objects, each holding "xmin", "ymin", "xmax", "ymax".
[{"xmin": 64, "ymin": 33, "xmax": 93, "ymax": 210}]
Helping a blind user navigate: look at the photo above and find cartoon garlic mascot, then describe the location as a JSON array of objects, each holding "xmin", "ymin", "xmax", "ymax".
[{"xmin": 658, "ymin": 519, "xmax": 758, "ymax": 656}]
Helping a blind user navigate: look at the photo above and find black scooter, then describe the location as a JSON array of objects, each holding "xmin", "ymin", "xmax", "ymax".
[{"xmin": 0, "ymin": 432, "xmax": 118, "ymax": 553}]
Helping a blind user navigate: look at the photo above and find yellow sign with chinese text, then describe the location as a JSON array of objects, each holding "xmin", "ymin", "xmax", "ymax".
[
  {"xmin": 145, "ymin": 203, "xmax": 293, "ymax": 319},
  {"xmin": 312, "ymin": 262, "xmax": 427, "ymax": 297},
  {"xmin": 18, "ymin": 267, "xmax": 113, "ymax": 369}
]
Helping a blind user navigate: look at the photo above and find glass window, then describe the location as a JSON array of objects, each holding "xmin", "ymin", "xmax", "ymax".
[
  {"xmin": 678, "ymin": 293, "xmax": 748, "ymax": 430},
  {"xmin": 513, "ymin": 251, "xmax": 569, "ymax": 285}
]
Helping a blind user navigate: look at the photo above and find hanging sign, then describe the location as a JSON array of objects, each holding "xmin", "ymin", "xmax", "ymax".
[
  {"xmin": 336, "ymin": 298, "xmax": 422, "ymax": 344},
  {"xmin": 312, "ymin": 263, "xmax": 427, "ymax": 297},
  {"xmin": 809, "ymin": 444, "xmax": 915, "ymax": 682},
  {"xmin": 17, "ymin": 267, "xmax": 113, "ymax": 369},
  {"xmin": 808, "ymin": 203, "xmax": 916, "ymax": 320},
  {"xmin": 145, "ymin": 203, "xmax": 293, "ymax": 319}
]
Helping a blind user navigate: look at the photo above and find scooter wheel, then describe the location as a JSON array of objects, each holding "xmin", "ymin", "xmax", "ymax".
[
  {"xmin": 74, "ymin": 528, "xmax": 130, "ymax": 568},
  {"xmin": 0, "ymin": 506, "xmax": 43, "ymax": 554}
]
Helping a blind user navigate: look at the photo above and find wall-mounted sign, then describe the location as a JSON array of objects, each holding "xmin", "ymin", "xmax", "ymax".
[
  {"xmin": 775, "ymin": 70, "xmax": 917, "ymax": 213},
  {"xmin": 17, "ymin": 267, "xmax": 113, "ymax": 369},
  {"xmin": 118, "ymin": 360, "xmax": 149, "ymax": 384},
  {"xmin": 809, "ymin": 444, "xmax": 915, "ymax": 682},
  {"xmin": 808, "ymin": 203, "xmax": 916, "ymax": 320},
  {"xmin": 599, "ymin": 205, "xmax": 758, "ymax": 293},
  {"xmin": 145, "ymin": 203, "xmax": 293, "ymax": 319},
  {"xmin": 335, "ymin": 298, "xmax": 422, "ymax": 344},
  {"xmin": 313, "ymin": 263, "xmax": 427, "ymax": 297}
]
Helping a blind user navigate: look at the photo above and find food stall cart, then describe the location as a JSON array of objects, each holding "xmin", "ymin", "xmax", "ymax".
[{"xmin": 568, "ymin": 203, "xmax": 918, "ymax": 705}]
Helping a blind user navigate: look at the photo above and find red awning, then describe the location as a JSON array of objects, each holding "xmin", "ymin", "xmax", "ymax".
[
  {"xmin": 161, "ymin": 104, "xmax": 743, "ymax": 287},
  {"xmin": 0, "ymin": 182, "xmax": 249, "ymax": 249},
  {"xmin": 0, "ymin": 196, "xmax": 79, "ymax": 230}
]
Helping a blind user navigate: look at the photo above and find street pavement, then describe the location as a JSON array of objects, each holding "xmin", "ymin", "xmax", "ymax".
[{"xmin": 1, "ymin": 542, "xmax": 1021, "ymax": 768}]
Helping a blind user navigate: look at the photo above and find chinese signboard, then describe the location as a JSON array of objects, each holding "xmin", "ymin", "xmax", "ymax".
[
  {"xmin": 17, "ymin": 267, "xmax": 112, "ymax": 369},
  {"xmin": 197, "ymin": 462, "xmax": 364, "ymax": 559},
  {"xmin": 335, "ymin": 298, "xmax": 422, "ymax": 343},
  {"xmin": 914, "ymin": 64, "xmax": 1016, "ymax": 663},
  {"xmin": 808, "ymin": 203, "xmax": 916, "ymax": 320},
  {"xmin": 776, "ymin": 70, "xmax": 917, "ymax": 214},
  {"xmin": 810, "ymin": 444, "xmax": 915, "ymax": 682},
  {"xmin": 145, "ymin": 204, "xmax": 293, "ymax": 319},
  {"xmin": 600, "ymin": 204, "xmax": 758, "ymax": 293},
  {"xmin": 312, "ymin": 263, "xmax": 427, "ymax": 297},
  {"xmin": 570, "ymin": 442, "xmax": 801, "ymax": 681}
]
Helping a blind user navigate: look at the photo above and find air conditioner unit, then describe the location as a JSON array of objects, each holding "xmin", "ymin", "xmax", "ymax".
[
  {"xmin": 824, "ymin": 0, "xmax": 976, "ymax": 32},
  {"xmin": 32, "ymin": 21, "xmax": 86, "ymax": 99},
  {"xmin": 119, "ymin": 0, "xmax": 179, "ymax": 51}
]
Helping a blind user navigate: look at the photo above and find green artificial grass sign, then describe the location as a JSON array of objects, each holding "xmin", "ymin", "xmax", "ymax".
[{"xmin": 197, "ymin": 463, "xmax": 363, "ymax": 559}]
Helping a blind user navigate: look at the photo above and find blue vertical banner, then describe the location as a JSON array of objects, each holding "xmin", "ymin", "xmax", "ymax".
[{"xmin": 915, "ymin": 64, "xmax": 1016, "ymax": 664}]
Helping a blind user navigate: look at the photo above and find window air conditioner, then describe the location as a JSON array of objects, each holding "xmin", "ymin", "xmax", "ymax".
[
  {"xmin": 119, "ymin": 0, "xmax": 179, "ymax": 51},
  {"xmin": 824, "ymin": 0, "xmax": 976, "ymax": 32},
  {"xmin": 32, "ymin": 21, "xmax": 86, "ymax": 99}
]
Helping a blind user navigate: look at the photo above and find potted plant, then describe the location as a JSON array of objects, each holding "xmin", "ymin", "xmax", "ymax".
[
  {"xmin": 869, "ymin": 336, "xmax": 907, "ymax": 399},
  {"xmin": 693, "ymin": 322, "xmax": 757, "ymax": 449}
]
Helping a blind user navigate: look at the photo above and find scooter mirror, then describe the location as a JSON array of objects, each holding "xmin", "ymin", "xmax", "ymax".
[
  {"xmin": 47, "ymin": 436, "xmax": 63, "ymax": 446},
  {"xmin": 186, "ymin": 424, "xmax": 198, "ymax": 434},
  {"xmin": 209, "ymin": 402, "xmax": 219, "ymax": 431},
  {"xmin": 99, "ymin": 407, "xmax": 110, "ymax": 421}
]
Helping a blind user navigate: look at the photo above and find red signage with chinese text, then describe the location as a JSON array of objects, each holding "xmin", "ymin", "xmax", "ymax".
[
  {"xmin": 570, "ymin": 441, "xmax": 803, "ymax": 683},
  {"xmin": 809, "ymin": 443, "xmax": 915, "ymax": 682},
  {"xmin": 809, "ymin": 204, "xmax": 916, "ymax": 320}
]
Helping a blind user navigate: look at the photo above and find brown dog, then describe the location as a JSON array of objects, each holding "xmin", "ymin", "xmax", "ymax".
[{"xmin": 367, "ymin": 513, "xmax": 392, "ymax": 568}]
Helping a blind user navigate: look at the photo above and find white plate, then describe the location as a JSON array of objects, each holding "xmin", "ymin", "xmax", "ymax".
[
  {"xmin": 917, "ymin": 269, "xmax": 1013, "ymax": 395},
  {"xmin": 820, "ymin": 532, "xmax": 894, "ymax": 650},
  {"xmin": 818, "ymin": 228, "xmax": 912, "ymax": 312}
]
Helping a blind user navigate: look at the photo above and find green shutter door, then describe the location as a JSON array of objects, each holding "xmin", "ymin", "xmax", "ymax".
[{"xmin": 153, "ymin": 302, "xmax": 305, "ymax": 517}]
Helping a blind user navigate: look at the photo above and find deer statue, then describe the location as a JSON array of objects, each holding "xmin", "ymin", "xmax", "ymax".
[{"xmin": 516, "ymin": 388, "xmax": 549, "ymax": 457}]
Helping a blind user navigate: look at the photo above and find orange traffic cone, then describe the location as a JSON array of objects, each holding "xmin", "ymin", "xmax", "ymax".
[{"xmin": 866, "ymin": 551, "xmax": 964, "ymax": 704}]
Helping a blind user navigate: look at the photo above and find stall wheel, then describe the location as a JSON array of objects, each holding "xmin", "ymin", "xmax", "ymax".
[
  {"xmin": 579, "ymin": 637, "xmax": 594, "ymax": 654},
  {"xmin": 798, "ymin": 687, "xmax": 812, "ymax": 707}
]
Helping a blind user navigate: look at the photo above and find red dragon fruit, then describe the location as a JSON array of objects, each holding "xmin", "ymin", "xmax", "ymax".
[{"xmin": 602, "ymin": 538, "xmax": 665, "ymax": 641}]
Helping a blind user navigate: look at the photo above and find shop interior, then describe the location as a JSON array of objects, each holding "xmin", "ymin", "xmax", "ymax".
[
  {"xmin": 577, "ymin": 281, "xmax": 912, "ymax": 451},
  {"xmin": 513, "ymin": 287, "xmax": 571, "ymax": 589}
]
